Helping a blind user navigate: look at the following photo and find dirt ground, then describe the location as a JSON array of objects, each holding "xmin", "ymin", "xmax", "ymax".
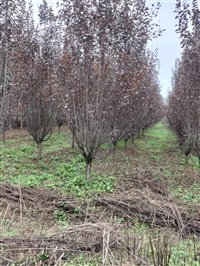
[{"xmin": 0, "ymin": 127, "xmax": 29, "ymax": 140}]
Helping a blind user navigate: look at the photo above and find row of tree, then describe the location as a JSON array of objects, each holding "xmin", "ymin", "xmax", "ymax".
[
  {"xmin": 167, "ymin": 0, "xmax": 200, "ymax": 164},
  {"xmin": 0, "ymin": 0, "xmax": 164, "ymax": 180}
]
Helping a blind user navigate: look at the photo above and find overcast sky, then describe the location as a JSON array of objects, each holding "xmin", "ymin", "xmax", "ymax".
[
  {"xmin": 31, "ymin": 0, "xmax": 189, "ymax": 99},
  {"xmin": 147, "ymin": 1, "xmax": 184, "ymax": 98}
]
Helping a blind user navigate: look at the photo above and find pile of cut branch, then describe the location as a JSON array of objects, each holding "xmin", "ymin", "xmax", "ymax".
[
  {"xmin": 1, "ymin": 182, "xmax": 200, "ymax": 265},
  {"xmin": 96, "ymin": 188, "xmax": 200, "ymax": 236},
  {"xmin": 0, "ymin": 222, "xmax": 120, "ymax": 265},
  {"xmin": 1, "ymin": 183, "xmax": 200, "ymax": 237},
  {"xmin": 0, "ymin": 183, "xmax": 96, "ymax": 224}
]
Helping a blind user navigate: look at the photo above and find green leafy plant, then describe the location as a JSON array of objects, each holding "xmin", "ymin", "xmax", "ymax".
[
  {"xmin": 172, "ymin": 184, "xmax": 200, "ymax": 203},
  {"xmin": 53, "ymin": 209, "xmax": 68, "ymax": 223}
]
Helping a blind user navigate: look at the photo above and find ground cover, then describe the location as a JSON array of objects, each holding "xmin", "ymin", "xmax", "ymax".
[{"xmin": 0, "ymin": 122, "xmax": 200, "ymax": 265}]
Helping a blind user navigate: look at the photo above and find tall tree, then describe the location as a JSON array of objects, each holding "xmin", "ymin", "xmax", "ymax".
[
  {"xmin": 0, "ymin": 0, "xmax": 26, "ymax": 137},
  {"xmin": 12, "ymin": 0, "xmax": 58, "ymax": 158},
  {"xmin": 167, "ymin": 0, "xmax": 200, "ymax": 164},
  {"xmin": 58, "ymin": 0, "xmax": 162, "ymax": 180}
]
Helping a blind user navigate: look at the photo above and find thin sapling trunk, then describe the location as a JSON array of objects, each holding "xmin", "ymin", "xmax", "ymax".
[
  {"xmin": 72, "ymin": 132, "xmax": 75, "ymax": 149},
  {"xmin": 37, "ymin": 142, "xmax": 42, "ymax": 160},
  {"xmin": 85, "ymin": 155, "xmax": 93, "ymax": 182}
]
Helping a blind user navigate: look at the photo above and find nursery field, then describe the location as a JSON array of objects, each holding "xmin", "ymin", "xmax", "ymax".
[{"xmin": 0, "ymin": 122, "xmax": 200, "ymax": 266}]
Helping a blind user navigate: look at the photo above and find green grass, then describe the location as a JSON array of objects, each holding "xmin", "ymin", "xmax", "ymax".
[
  {"xmin": 5, "ymin": 122, "xmax": 197, "ymax": 204},
  {"xmin": 0, "ymin": 131, "xmax": 115, "ymax": 198},
  {"xmin": 136, "ymin": 122, "xmax": 177, "ymax": 151},
  {"xmin": 170, "ymin": 237, "xmax": 200, "ymax": 266},
  {"xmin": 126, "ymin": 122, "xmax": 200, "ymax": 204},
  {"xmin": 173, "ymin": 183, "xmax": 200, "ymax": 203}
]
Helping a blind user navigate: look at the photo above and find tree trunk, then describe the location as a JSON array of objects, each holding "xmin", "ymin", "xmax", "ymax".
[
  {"xmin": 20, "ymin": 111, "xmax": 23, "ymax": 129},
  {"xmin": 58, "ymin": 125, "xmax": 61, "ymax": 134},
  {"xmin": 185, "ymin": 154, "xmax": 189, "ymax": 165},
  {"xmin": 185, "ymin": 148, "xmax": 191, "ymax": 166},
  {"xmin": 2, "ymin": 132, "xmax": 6, "ymax": 142},
  {"xmin": 72, "ymin": 133, "xmax": 75, "ymax": 148},
  {"xmin": 37, "ymin": 142, "xmax": 42, "ymax": 159},
  {"xmin": 124, "ymin": 138, "xmax": 129, "ymax": 150},
  {"xmin": 112, "ymin": 142, "xmax": 117, "ymax": 158},
  {"xmin": 196, "ymin": 153, "xmax": 200, "ymax": 167},
  {"xmin": 85, "ymin": 158, "xmax": 92, "ymax": 182},
  {"xmin": 131, "ymin": 134, "xmax": 135, "ymax": 143},
  {"xmin": 141, "ymin": 128, "xmax": 145, "ymax": 137}
]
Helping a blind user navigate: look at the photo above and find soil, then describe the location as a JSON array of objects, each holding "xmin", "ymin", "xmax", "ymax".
[{"xmin": 0, "ymin": 127, "xmax": 29, "ymax": 140}]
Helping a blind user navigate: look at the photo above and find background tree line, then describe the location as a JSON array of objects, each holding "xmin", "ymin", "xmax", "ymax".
[
  {"xmin": 166, "ymin": 0, "xmax": 200, "ymax": 165},
  {"xmin": 0, "ymin": 0, "xmax": 164, "ymax": 180}
]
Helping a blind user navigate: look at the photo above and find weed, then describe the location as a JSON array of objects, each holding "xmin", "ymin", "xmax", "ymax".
[
  {"xmin": 61, "ymin": 172, "xmax": 115, "ymax": 197},
  {"xmin": 53, "ymin": 209, "xmax": 69, "ymax": 224},
  {"xmin": 1, "ymin": 133, "xmax": 116, "ymax": 198},
  {"xmin": 172, "ymin": 183, "xmax": 200, "ymax": 203},
  {"xmin": 170, "ymin": 237, "xmax": 200, "ymax": 266},
  {"xmin": 38, "ymin": 252, "xmax": 50, "ymax": 262}
]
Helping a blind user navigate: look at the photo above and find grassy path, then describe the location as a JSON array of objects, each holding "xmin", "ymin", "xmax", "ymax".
[
  {"xmin": 102, "ymin": 121, "xmax": 200, "ymax": 204},
  {"xmin": 136, "ymin": 122, "xmax": 200, "ymax": 203}
]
